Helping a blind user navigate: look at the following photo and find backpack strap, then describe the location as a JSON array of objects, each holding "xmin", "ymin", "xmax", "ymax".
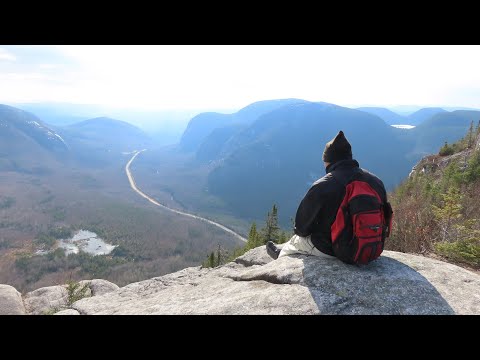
[{"xmin": 383, "ymin": 201, "xmax": 394, "ymax": 237}]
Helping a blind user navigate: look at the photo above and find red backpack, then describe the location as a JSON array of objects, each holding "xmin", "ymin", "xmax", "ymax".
[{"xmin": 330, "ymin": 170, "xmax": 393, "ymax": 265}]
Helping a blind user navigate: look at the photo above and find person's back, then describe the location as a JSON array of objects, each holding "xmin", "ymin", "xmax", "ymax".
[{"xmin": 267, "ymin": 130, "xmax": 391, "ymax": 264}]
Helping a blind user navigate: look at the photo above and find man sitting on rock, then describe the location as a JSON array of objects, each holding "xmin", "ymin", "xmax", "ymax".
[{"xmin": 266, "ymin": 130, "xmax": 389, "ymax": 261}]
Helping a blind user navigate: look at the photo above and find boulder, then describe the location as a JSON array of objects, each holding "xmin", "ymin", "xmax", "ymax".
[
  {"xmin": 0, "ymin": 284, "xmax": 25, "ymax": 315},
  {"xmin": 24, "ymin": 285, "xmax": 69, "ymax": 315},
  {"xmin": 23, "ymin": 279, "xmax": 118, "ymax": 314},
  {"xmin": 87, "ymin": 279, "xmax": 119, "ymax": 296}
]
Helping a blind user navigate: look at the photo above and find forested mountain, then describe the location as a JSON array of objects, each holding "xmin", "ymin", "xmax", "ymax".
[
  {"xmin": 54, "ymin": 117, "xmax": 152, "ymax": 167},
  {"xmin": 63, "ymin": 117, "xmax": 151, "ymax": 150},
  {"xmin": 179, "ymin": 99, "xmax": 308, "ymax": 152},
  {"xmin": 0, "ymin": 104, "xmax": 67, "ymax": 173},
  {"xmin": 356, "ymin": 107, "xmax": 407, "ymax": 125},
  {"xmin": 206, "ymin": 102, "xmax": 413, "ymax": 225},
  {"xmin": 407, "ymin": 107, "xmax": 447, "ymax": 126},
  {"xmin": 357, "ymin": 106, "xmax": 448, "ymax": 126}
]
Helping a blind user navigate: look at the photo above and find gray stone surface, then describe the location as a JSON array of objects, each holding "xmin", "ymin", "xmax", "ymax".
[
  {"xmin": 54, "ymin": 309, "xmax": 80, "ymax": 315},
  {"xmin": 72, "ymin": 248, "xmax": 480, "ymax": 315},
  {"xmin": 20, "ymin": 279, "xmax": 118, "ymax": 314},
  {"xmin": 0, "ymin": 284, "xmax": 25, "ymax": 315},
  {"xmin": 234, "ymin": 245, "xmax": 278, "ymax": 267},
  {"xmin": 88, "ymin": 279, "xmax": 119, "ymax": 296},
  {"xmin": 24, "ymin": 285, "xmax": 69, "ymax": 315}
]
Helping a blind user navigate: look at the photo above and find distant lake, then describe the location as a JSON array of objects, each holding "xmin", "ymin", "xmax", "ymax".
[
  {"xmin": 36, "ymin": 230, "xmax": 116, "ymax": 256},
  {"xmin": 391, "ymin": 124, "xmax": 416, "ymax": 129}
]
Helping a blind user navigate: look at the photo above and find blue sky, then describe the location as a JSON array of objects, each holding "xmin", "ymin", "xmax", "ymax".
[{"xmin": 1, "ymin": 45, "xmax": 480, "ymax": 111}]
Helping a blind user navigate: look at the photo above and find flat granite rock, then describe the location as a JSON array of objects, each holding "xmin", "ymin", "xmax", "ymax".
[{"xmin": 71, "ymin": 248, "xmax": 480, "ymax": 315}]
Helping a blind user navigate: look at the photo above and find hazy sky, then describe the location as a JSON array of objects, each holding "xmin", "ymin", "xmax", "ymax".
[{"xmin": 1, "ymin": 45, "xmax": 480, "ymax": 111}]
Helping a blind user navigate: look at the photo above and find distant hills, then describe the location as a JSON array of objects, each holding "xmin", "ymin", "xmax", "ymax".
[
  {"xmin": 0, "ymin": 107, "xmax": 152, "ymax": 170},
  {"xmin": 0, "ymin": 104, "xmax": 68, "ymax": 152},
  {"xmin": 57, "ymin": 117, "xmax": 152, "ymax": 168},
  {"xmin": 356, "ymin": 106, "xmax": 448, "ymax": 126},
  {"xmin": 407, "ymin": 108, "xmax": 447, "ymax": 126},
  {"xmin": 0, "ymin": 104, "xmax": 68, "ymax": 173},
  {"xmin": 386, "ymin": 105, "xmax": 480, "ymax": 116},
  {"xmin": 2, "ymin": 100, "xmax": 479, "ymax": 228},
  {"xmin": 11, "ymin": 102, "xmax": 201, "ymax": 146},
  {"xmin": 179, "ymin": 99, "xmax": 309, "ymax": 152},
  {"xmin": 356, "ymin": 107, "xmax": 407, "ymax": 125},
  {"xmin": 62, "ymin": 117, "xmax": 151, "ymax": 151},
  {"xmin": 12, "ymin": 102, "xmax": 104, "ymax": 127}
]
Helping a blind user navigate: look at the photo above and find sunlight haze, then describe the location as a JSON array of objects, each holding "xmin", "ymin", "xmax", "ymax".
[{"xmin": 1, "ymin": 45, "xmax": 480, "ymax": 112}]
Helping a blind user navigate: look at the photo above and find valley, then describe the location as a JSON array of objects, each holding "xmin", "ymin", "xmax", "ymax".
[
  {"xmin": 1, "ymin": 99, "xmax": 479, "ymax": 292},
  {"xmin": 0, "ymin": 155, "xmax": 243, "ymax": 292},
  {"xmin": 125, "ymin": 149, "xmax": 247, "ymax": 243},
  {"xmin": 0, "ymin": 106, "xmax": 246, "ymax": 291}
]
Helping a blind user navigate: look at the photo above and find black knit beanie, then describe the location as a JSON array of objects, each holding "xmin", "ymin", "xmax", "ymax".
[{"xmin": 322, "ymin": 130, "xmax": 352, "ymax": 163}]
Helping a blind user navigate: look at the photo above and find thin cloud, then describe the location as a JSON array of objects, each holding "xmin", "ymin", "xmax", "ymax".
[
  {"xmin": 39, "ymin": 64, "xmax": 58, "ymax": 69},
  {"xmin": 1, "ymin": 45, "xmax": 480, "ymax": 110},
  {"xmin": 0, "ymin": 48, "xmax": 16, "ymax": 61},
  {"xmin": 0, "ymin": 73, "xmax": 49, "ymax": 81}
]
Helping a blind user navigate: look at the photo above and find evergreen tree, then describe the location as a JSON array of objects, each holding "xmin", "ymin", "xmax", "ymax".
[
  {"xmin": 477, "ymin": 120, "xmax": 480, "ymax": 135},
  {"xmin": 432, "ymin": 187, "xmax": 463, "ymax": 242},
  {"xmin": 216, "ymin": 245, "xmax": 221, "ymax": 266},
  {"xmin": 270, "ymin": 204, "xmax": 280, "ymax": 241},
  {"xmin": 261, "ymin": 204, "xmax": 280, "ymax": 244},
  {"xmin": 439, "ymin": 141, "xmax": 454, "ymax": 156},
  {"xmin": 208, "ymin": 252, "xmax": 215, "ymax": 268},
  {"xmin": 247, "ymin": 222, "xmax": 260, "ymax": 249},
  {"xmin": 468, "ymin": 120, "xmax": 475, "ymax": 148}
]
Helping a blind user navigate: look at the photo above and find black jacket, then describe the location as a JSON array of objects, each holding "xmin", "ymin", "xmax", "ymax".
[{"xmin": 294, "ymin": 159, "xmax": 388, "ymax": 256}]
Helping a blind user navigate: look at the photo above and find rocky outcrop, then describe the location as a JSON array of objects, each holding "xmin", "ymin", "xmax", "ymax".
[
  {"xmin": 19, "ymin": 279, "xmax": 119, "ymax": 315},
  {"xmin": 71, "ymin": 247, "xmax": 480, "ymax": 315},
  {"xmin": 410, "ymin": 132, "xmax": 480, "ymax": 179},
  {"xmin": 1, "ymin": 247, "xmax": 479, "ymax": 314},
  {"xmin": 79, "ymin": 279, "xmax": 119, "ymax": 296},
  {"xmin": 0, "ymin": 284, "xmax": 25, "ymax": 315},
  {"xmin": 24, "ymin": 285, "xmax": 69, "ymax": 315}
]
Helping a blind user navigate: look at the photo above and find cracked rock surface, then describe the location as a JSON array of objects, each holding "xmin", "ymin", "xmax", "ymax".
[{"xmin": 70, "ymin": 247, "xmax": 480, "ymax": 315}]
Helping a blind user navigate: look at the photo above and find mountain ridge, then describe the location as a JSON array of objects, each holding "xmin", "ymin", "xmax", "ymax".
[
  {"xmin": 407, "ymin": 107, "xmax": 447, "ymax": 125},
  {"xmin": 60, "ymin": 116, "xmax": 151, "ymax": 152},
  {"xmin": 179, "ymin": 99, "xmax": 309, "ymax": 152},
  {"xmin": 356, "ymin": 106, "xmax": 407, "ymax": 125},
  {"xmin": 0, "ymin": 104, "xmax": 68, "ymax": 172}
]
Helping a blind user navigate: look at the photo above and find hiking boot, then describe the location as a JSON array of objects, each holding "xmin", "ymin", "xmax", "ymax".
[{"xmin": 266, "ymin": 241, "xmax": 281, "ymax": 260}]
